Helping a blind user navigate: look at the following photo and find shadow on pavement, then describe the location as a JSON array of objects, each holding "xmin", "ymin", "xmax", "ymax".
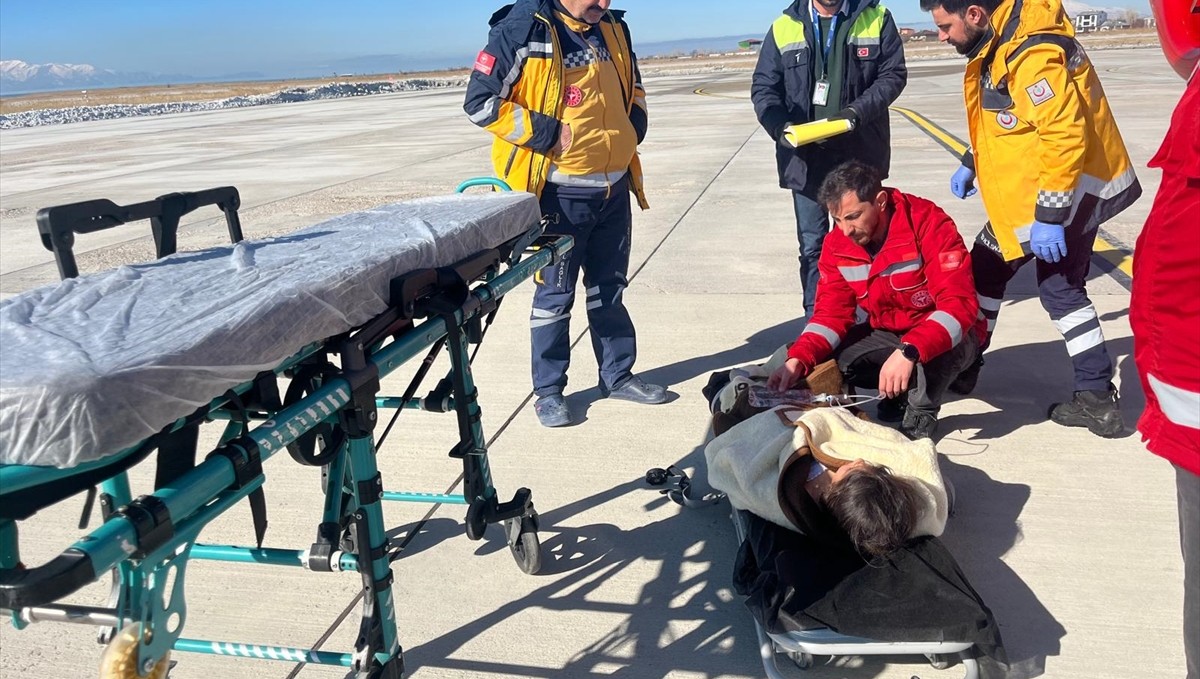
[
  {"xmin": 938, "ymin": 335, "xmax": 1141, "ymax": 442},
  {"xmin": 940, "ymin": 458, "xmax": 1065, "ymax": 679},
  {"xmin": 400, "ymin": 470, "xmax": 767, "ymax": 678},
  {"xmin": 567, "ymin": 317, "xmax": 805, "ymax": 422}
]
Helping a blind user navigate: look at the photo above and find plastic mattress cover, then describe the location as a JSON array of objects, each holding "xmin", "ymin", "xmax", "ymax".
[{"xmin": 0, "ymin": 191, "xmax": 541, "ymax": 469}]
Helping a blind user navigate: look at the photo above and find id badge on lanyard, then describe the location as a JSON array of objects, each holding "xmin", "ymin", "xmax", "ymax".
[
  {"xmin": 811, "ymin": 7, "xmax": 839, "ymax": 107},
  {"xmin": 813, "ymin": 79, "xmax": 830, "ymax": 106}
]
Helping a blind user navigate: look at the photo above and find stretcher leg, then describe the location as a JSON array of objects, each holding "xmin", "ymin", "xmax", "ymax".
[
  {"xmin": 444, "ymin": 323, "xmax": 542, "ymax": 574},
  {"xmin": 345, "ymin": 434, "xmax": 403, "ymax": 678}
]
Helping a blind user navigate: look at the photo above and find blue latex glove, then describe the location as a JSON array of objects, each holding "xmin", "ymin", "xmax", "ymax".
[
  {"xmin": 950, "ymin": 165, "xmax": 977, "ymax": 199},
  {"xmin": 1030, "ymin": 220, "xmax": 1067, "ymax": 263}
]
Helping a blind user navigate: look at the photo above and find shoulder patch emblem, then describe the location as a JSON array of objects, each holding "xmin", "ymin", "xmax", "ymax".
[
  {"xmin": 564, "ymin": 85, "xmax": 584, "ymax": 107},
  {"xmin": 911, "ymin": 290, "xmax": 934, "ymax": 308},
  {"xmin": 474, "ymin": 51, "xmax": 496, "ymax": 76},
  {"xmin": 939, "ymin": 251, "xmax": 963, "ymax": 271},
  {"xmin": 996, "ymin": 110, "xmax": 1018, "ymax": 129},
  {"xmin": 1025, "ymin": 78, "xmax": 1055, "ymax": 106}
]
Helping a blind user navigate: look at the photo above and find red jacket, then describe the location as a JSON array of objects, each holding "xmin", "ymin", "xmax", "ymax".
[
  {"xmin": 1131, "ymin": 75, "xmax": 1200, "ymax": 475},
  {"xmin": 787, "ymin": 189, "xmax": 979, "ymax": 372}
]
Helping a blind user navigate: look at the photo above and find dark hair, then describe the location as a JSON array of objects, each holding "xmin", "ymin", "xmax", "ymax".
[
  {"xmin": 822, "ymin": 464, "xmax": 922, "ymax": 559},
  {"xmin": 816, "ymin": 160, "xmax": 883, "ymax": 212},
  {"xmin": 918, "ymin": 0, "xmax": 1002, "ymax": 14}
]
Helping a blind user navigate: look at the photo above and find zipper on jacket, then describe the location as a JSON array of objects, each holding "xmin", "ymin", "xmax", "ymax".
[
  {"xmin": 502, "ymin": 146, "xmax": 518, "ymax": 179},
  {"xmin": 533, "ymin": 11, "xmax": 564, "ymax": 192}
]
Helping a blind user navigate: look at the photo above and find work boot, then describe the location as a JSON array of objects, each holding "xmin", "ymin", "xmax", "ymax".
[
  {"xmin": 1048, "ymin": 384, "xmax": 1124, "ymax": 438},
  {"xmin": 534, "ymin": 393, "xmax": 571, "ymax": 427},
  {"xmin": 949, "ymin": 356, "xmax": 984, "ymax": 396},
  {"xmin": 604, "ymin": 375, "xmax": 668, "ymax": 405},
  {"xmin": 876, "ymin": 394, "xmax": 907, "ymax": 422},
  {"xmin": 900, "ymin": 408, "xmax": 938, "ymax": 441}
]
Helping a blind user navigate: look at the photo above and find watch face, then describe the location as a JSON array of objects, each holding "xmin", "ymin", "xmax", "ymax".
[{"xmin": 902, "ymin": 344, "xmax": 920, "ymax": 361}]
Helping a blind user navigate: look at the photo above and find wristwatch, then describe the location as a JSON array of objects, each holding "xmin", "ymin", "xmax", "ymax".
[{"xmin": 900, "ymin": 342, "xmax": 921, "ymax": 363}]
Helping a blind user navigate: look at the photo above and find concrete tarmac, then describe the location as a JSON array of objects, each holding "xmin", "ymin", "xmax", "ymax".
[{"xmin": 0, "ymin": 48, "xmax": 1189, "ymax": 679}]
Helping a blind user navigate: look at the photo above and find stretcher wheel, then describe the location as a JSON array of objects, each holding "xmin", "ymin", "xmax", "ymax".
[
  {"xmin": 465, "ymin": 501, "xmax": 487, "ymax": 541},
  {"xmin": 787, "ymin": 650, "xmax": 813, "ymax": 669},
  {"xmin": 507, "ymin": 515, "xmax": 542, "ymax": 575},
  {"xmin": 927, "ymin": 653, "xmax": 954, "ymax": 670},
  {"xmin": 99, "ymin": 624, "xmax": 170, "ymax": 679}
]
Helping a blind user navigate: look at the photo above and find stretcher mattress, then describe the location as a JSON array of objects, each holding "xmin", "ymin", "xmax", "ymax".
[{"xmin": 0, "ymin": 192, "xmax": 541, "ymax": 469}]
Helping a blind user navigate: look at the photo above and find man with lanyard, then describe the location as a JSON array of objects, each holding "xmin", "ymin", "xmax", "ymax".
[
  {"xmin": 752, "ymin": 0, "xmax": 908, "ymax": 322},
  {"xmin": 922, "ymin": 0, "xmax": 1141, "ymax": 437},
  {"xmin": 464, "ymin": 0, "xmax": 665, "ymax": 428}
]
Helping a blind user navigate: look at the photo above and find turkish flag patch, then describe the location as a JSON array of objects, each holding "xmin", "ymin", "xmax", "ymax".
[
  {"xmin": 939, "ymin": 251, "xmax": 963, "ymax": 271},
  {"xmin": 474, "ymin": 51, "xmax": 496, "ymax": 76},
  {"xmin": 857, "ymin": 47, "xmax": 870, "ymax": 58}
]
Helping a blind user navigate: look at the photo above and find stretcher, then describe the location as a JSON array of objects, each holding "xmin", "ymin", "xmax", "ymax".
[
  {"xmin": 651, "ymin": 357, "xmax": 999, "ymax": 678},
  {"xmin": 729, "ymin": 507, "xmax": 981, "ymax": 679},
  {"xmin": 651, "ymin": 468, "xmax": 983, "ymax": 679},
  {"xmin": 0, "ymin": 179, "xmax": 571, "ymax": 678}
]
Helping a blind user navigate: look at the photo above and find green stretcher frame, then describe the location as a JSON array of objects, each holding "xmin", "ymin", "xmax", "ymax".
[{"xmin": 0, "ymin": 179, "xmax": 571, "ymax": 679}]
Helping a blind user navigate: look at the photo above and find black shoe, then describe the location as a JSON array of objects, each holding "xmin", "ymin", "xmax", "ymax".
[
  {"xmin": 1048, "ymin": 384, "xmax": 1124, "ymax": 438},
  {"xmin": 949, "ymin": 356, "xmax": 984, "ymax": 396},
  {"xmin": 605, "ymin": 375, "xmax": 668, "ymax": 404},
  {"xmin": 901, "ymin": 408, "xmax": 938, "ymax": 441},
  {"xmin": 876, "ymin": 395, "xmax": 907, "ymax": 422},
  {"xmin": 534, "ymin": 394, "xmax": 571, "ymax": 427}
]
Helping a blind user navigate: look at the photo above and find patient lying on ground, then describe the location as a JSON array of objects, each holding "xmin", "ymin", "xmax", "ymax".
[
  {"xmin": 704, "ymin": 348, "xmax": 949, "ymax": 559},
  {"xmin": 706, "ymin": 403, "xmax": 949, "ymax": 559},
  {"xmin": 701, "ymin": 355, "xmax": 1007, "ymax": 670}
]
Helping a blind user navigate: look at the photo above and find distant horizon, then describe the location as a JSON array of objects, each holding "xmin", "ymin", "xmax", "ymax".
[
  {"xmin": 0, "ymin": 0, "xmax": 1152, "ymax": 86},
  {"xmin": 1, "ymin": 29, "xmax": 890, "ymax": 96}
]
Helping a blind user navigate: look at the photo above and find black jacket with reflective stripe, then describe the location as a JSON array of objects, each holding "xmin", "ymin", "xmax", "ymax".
[{"xmin": 751, "ymin": 0, "xmax": 907, "ymax": 192}]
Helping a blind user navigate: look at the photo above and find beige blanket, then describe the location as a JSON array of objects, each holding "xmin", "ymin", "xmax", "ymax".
[{"xmin": 705, "ymin": 406, "xmax": 948, "ymax": 538}]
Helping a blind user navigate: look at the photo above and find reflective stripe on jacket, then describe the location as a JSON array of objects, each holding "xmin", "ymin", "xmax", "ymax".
[
  {"xmin": 751, "ymin": 0, "xmax": 907, "ymax": 191},
  {"xmin": 787, "ymin": 190, "xmax": 980, "ymax": 371},
  {"xmin": 464, "ymin": 0, "xmax": 648, "ymax": 208},
  {"xmin": 963, "ymin": 0, "xmax": 1139, "ymax": 261}
]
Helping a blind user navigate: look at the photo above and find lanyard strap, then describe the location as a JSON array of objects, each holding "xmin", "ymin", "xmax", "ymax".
[{"xmin": 811, "ymin": 6, "xmax": 840, "ymax": 77}]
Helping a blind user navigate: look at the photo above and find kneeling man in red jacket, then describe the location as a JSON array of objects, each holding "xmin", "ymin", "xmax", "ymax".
[{"xmin": 768, "ymin": 160, "xmax": 983, "ymax": 440}]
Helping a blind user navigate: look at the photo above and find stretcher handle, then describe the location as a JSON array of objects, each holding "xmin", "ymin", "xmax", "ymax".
[
  {"xmin": 455, "ymin": 177, "xmax": 512, "ymax": 193},
  {"xmin": 0, "ymin": 548, "xmax": 95, "ymax": 610},
  {"xmin": 36, "ymin": 186, "xmax": 243, "ymax": 280}
]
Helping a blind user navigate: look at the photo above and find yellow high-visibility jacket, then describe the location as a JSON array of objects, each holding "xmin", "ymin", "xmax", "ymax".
[
  {"xmin": 962, "ymin": 0, "xmax": 1140, "ymax": 261},
  {"xmin": 464, "ymin": 1, "xmax": 648, "ymax": 209}
]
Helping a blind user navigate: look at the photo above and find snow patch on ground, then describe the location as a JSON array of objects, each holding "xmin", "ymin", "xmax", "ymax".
[{"xmin": 0, "ymin": 77, "xmax": 468, "ymax": 129}]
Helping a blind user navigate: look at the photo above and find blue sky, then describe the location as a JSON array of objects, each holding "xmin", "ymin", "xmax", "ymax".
[{"xmin": 0, "ymin": 0, "xmax": 1152, "ymax": 78}]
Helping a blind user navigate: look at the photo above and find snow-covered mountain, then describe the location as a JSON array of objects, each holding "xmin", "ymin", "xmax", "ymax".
[{"xmin": 0, "ymin": 59, "xmax": 201, "ymax": 93}]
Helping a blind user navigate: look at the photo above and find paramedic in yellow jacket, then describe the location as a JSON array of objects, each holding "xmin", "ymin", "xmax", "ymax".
[
  {"xmin": 465, "ymin": 0, "xmax": 664, "ymax": 428},
  {"xmin": 922, "ymin": 0, "xmax": 1142, "ymax": 438}
]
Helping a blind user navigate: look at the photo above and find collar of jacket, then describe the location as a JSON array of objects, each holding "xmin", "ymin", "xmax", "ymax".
[
  {"xmin": 490, "ymin": 0, "xmax": 625, "ymax": 29},
  {"xmin": 970, "ymin": 0, "xmax": 1072, "ymax": 68},
  {"xmin": 553, "ymin": 2, "xmax": 595, "ymax": 33},
  {"xmin": 785, "ymin": 0, "xmax": 872, "ymax": 26},
  {"xmin": 825, "ymin": 190, "xmax": 916, "ymax": 267}
]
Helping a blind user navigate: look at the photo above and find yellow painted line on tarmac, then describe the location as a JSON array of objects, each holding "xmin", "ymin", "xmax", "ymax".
[
  {"xmin": 692, "ymin": 87, "xmax": 749, "ymax": 100},
  {"xmin": 891, "ymin": 105, "xmax": 968, "ymax": 156},
  {"xmin": 1090, "ymin": 236, "xmax": 1135, "ymax": 277},
  {"xmin": 891, "ymin": 104, "xmax": 1135, "ymax": 279}
]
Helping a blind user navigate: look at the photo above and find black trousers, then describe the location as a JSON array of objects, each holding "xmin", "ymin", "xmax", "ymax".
[
  {"xmin": 971, "ymin": 217, "xmax": 1114, "ymax": 392},
  {"xmin": 833, "ymin": 324, "xmax": 979, "ymax": 414}
]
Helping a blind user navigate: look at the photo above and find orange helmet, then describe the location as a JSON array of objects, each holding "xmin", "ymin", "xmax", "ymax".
[{"xmin": 1150, "ymin": 0, "xmax": 1200, "ymax": 79}]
